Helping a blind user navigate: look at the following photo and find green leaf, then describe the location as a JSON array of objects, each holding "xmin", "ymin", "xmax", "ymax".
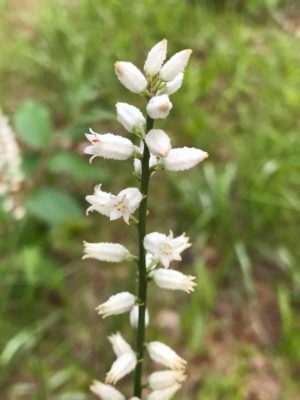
[
  {"xmin": 47, "ymin": 152, "xmax": 108, "ymax": 181},
  {"xmin": 26, "ymin": 187, "xmax": 81, "ymax": 225},
  {"xmin": 14, "ymin": 100, "xmax": 53, "ymax": 149}
]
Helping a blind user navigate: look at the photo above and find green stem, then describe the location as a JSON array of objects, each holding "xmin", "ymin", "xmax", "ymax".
[{"xmin": 134, "ymin": 116, "xmax": 154, "ymax": 397}]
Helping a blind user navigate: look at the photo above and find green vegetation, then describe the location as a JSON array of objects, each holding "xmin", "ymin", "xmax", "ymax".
[{"xmin": 0, "ymin": 0, "xmax": 299, "ymax": 398}]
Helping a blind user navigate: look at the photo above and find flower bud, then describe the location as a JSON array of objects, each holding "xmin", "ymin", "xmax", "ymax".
[
  {"xmin": 146, "ymin": 95, "xmax": 173, "ymax": 119},
  {"xmin": 95, "ymin": 292, "xmax": 135, "ymax": 318},
  {"xmin": 160, "ymin": 49, "xmax": 192, "ymax": 81},
  {"xmin": 149, "ymin": 370, "xmax": 186, "ymax": 390},
  {"xmin": 144, "ymin": 39, "xmax": 168, "ymax": 76},
  {"xmin": 147, "ymin": 383, "xmax": 182, "ymax": 400},
  {"xmin": 163, "ymin": 147, "xmax": 208, "ymax": 171},
  {"xmin": 145, "ymin": 129, "xmax": 171, "ymax": 157},
  {"xmin": 151, "ymin": 268, "xmax": 196, "ymax": 293},
  {"xmin": 115, "ymin": 62, "xmax": 147, "ymax": 93},
  {"xmin": 85, "ymin": 129, "xmax": 134, "ymax": 162},
  {"xmin": 130, "ymin": 305, "xmax": 150, "ymax": 328},
  {"xmin": 90, "ymin": 380, "xmax": 125, "ymax": 400},
  {"xmin": 82, "ymin": 242, "xmax": 130, "ymax": 263},
  {"xmin": 116, "ymin": 103, "xmax": 146, "ymax": 134},
  {"xmin": 164, "ymin": 72, "xmax": 184, "ymax": 95},
  {"xmin": 105, "ymin": 351, "xmax": 137, "ymax": 385},
  {"xmin": 108, "ymin": 332, "xmax": 133, "ymax": 357},
  {"xmin": 147, "ymin": 341, "xmax": 187, "ymax": 370}
]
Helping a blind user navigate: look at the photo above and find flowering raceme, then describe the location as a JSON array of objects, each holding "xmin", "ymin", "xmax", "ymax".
[{"xmin": 82, "ymin": 39, "xmax": 208, "ymax": 400}]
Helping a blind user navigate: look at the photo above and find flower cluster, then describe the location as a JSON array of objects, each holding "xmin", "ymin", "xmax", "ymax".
[
  {"xmin": 0, "ymin": 111, "xmax": 25, "ymax": 219},
  {"xmin": 83, "ymin": 39, "xmax": 208, "ymax": 399}
]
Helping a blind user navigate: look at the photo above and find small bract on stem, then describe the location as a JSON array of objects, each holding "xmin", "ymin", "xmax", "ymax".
[{"xmin": 83, "ymin": 39, "xmax": 208, "ymax": 400}]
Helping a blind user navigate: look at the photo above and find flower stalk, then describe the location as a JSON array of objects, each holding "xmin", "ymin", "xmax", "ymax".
[{"xmin": 134, "ymin": 115, "xmax": 154, "ymax": 397}]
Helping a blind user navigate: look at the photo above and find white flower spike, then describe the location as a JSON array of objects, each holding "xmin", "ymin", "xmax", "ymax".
[
  {"xmin": 115, "ymin": 62, "xmax": 147, "ymax": 93},
  {"xmin": 144, "ymin": 231, "xmax": 191, "ymax": 268},
  {"xmin": 90, "ymin": 380, "xmax": 125, "ymax": 400},
  {"xmin": 144, "ymin": 39, "xmax": 168, "ymax": 76},
  {"xmin": 130, "ymin": 305, "xmax": 150, "ymax": 328},
  {"xmin": 86, "ymin": 185, "xmax": 142, "ymax": 224},
  {"xmin": 149, "ymin": 370, "xmax": 186, "ymax": 390},
  {"xmin": 116, "ymin": 103, "xmax": 146, "ymax": 134},
  {"xmin": 147, "ymin": 341, "xmax": 187, "ymax": 370},
  {"xmin": 105, "ymin": 351, "xmax": 137, "ymax": 385},
  {"xmin": 96, "ymin": 292, "xmax": 135, "ymax": 318},
  {"xmin": 146, "ymin": 95, "xmax": 173, "ymax": 119},
  {"xmin": 145, "ymin": 129, "xmax": 171, "ymax": 157},
  {"xmin": 163, "ymin": 147, "xmax": 208, "ymax": 171},
  {"xmin": 147, "ymin": 383, "xmax": 182, "ymax": 400},
  {"xmin": 160, "ymin": 49, "xmax": 192, "ymax": 81},
  {"xmin": 82, "ymin": 242, "xmax": 130, "ymax": 263},
  {"xmin": 108, "ymin": 332, "xmax": 133, "ymax": 357},
  {"xmin": 151, "ymin": 269, "xmax": 197, "ymax": 293},
  {"xmin": 85, "ymin": 129, "xmax": 134, "ymax": 162}
]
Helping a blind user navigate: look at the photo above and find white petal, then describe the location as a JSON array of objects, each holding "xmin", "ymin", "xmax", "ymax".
[
  {"xmin": 95, "ymin": 292, "xmax": 135, "ymax": 318},
  {"xmin": 163, "ymin": 147, "xmax": 208, "ymax": 171},
  {"xmin": 105, "ymin": 352, "xmax": 137, "ymax": 385},
  {"xmin": 160, "ymin": 49, "xmax": 192, "ymax": 81},
  {"xmin": 145, "ymin": 129, "xmax": 171, "ymax": 157},
  {"xmin": 146, "ymin": 95, "xmax": 173, "ymax": 119},
  {"xmin": 147, "ymin": 341, "xmax": 187, "ymax": 370},
  {"xmin": 164, "ymin": 72, "xmax": 184, "ymax": 95},
  {"xmin": 82, "ymin": 242, "xmax": 130, "ymax": 263},
  {"xmin": 151, "ymin": 269, "xmax": 197, "ymax": 293},
  {"xmin": 115, "ymin": 62, "xmax": 147, "ymax": 93},
  {"xmin": 149, "ymin": 370, "xmax": 186, "ymax": 390},
  {"xmin": 84, "ymin": 131, "xmax": 134, "ymax": 161},
  {"xmin": 86, "ymin": 185, "xmax": 113, "ymax": 217},
  {"xmin": 116, "ymin": 103, "xmax": 146, "ymax": 133},
  {"xmin": 130, "ymin": 305, "xmax": 150, "ymax": 328},
  {"xmin": 108, "ymin": 332, "xmax": 133, "ymax": 357},
  {"xmin": 147, "ymin": 383, "xmax": 182, "ymax": 400},
  {"xmin": 144, "ymin": 39, "xmax": 168, "ymax": 76},
  {"xmin": 90, "ymin": 380, "xmax": 125, "ymax": 400},
  {"xmin": 118, "ymin": 188, "xmax": 142, "ymax": 214}
]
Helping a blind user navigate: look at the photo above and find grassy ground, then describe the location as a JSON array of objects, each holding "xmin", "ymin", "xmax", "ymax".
[{"xmin": 0, "ymin": 0, "xmax": 300, "ymax": 399}]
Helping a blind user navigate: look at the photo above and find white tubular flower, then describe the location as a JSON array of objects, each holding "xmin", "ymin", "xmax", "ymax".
[
  {"xmin": 147, "ymin": 383, "xmax": 182, "ymax": 400},
  {"xmin": 149, "ymin": 370, "xmax": 186, "ymax": 390},
  {"xmin": 151, "ymin": 269, "xmax": 196, "ymax": 293},
  {"xmin": 163, "ymin": 147, "xmax": 208, "ymax": 171},
  {"xmin": 95, "ymin": 292, "xmax": 135, "ymax": 318},
  {"xmin": 90, "ymin": 380, "xmax": 125, "ymax": 400},
  {"xmin": 146, "ymin": 95, "xmax": 173, "ymax": 119},
  {"xmin": 115, "ymin": 61, "xmax": 147, "ymax": 93},
  {"xmin": 130, "ymin": 305, "xmax": 150, "ymax": 328},
  {"xmin": 82, "ymin": 242, "xmax": 130, "ymax": 263},
  {"xmin": 144, "ymin": 231, "xmax": 191, "ymax": 268},
  {"xmin": 129, "ymin": 398, "xmax": 140, "ymax": 400},
  {"xmin": 164, "ymin": 72, "xmax": 184, "ymax": 95},
  {"xmin": 105, "ymin": 351, "xmax": 137, "ymax": 385},
  {"xmin": 145, "ymin": 129, "xmax": 171, "ymax": 157},
  {"xmin": 147, "ymin": 341, "xmax": 187, "ymax": 370},
  {"xmin": 86, "ymin": 186, "xmax": 142, "ymax": 224},
  {"xmin": 160, "ymin": 49, "xmax": 192, "ymax": 81},
  {"xmin": 144, "ymin": 39, "xmax": 168, "ymax": 76},
  {"xmin": 85, "ymin": 129, "xmax": 134, "ymax": 162},
  {"xmin": 116, "ymin": 103, "xmax": 146, "ymax": 134},
  {"xmin": 108, "ymin": 332, "xmax": 133, "ymax": 357}
]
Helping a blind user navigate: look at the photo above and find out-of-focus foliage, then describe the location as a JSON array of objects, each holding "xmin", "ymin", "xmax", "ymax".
[{"xmin": 0, "ymin": 0, "xmax": 300, "ymax": 399}]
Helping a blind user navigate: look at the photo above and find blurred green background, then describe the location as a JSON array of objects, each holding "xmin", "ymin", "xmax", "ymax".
[{"xmin": 1, "ymin": 0, "xmax": 300, "ymax": 399}]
